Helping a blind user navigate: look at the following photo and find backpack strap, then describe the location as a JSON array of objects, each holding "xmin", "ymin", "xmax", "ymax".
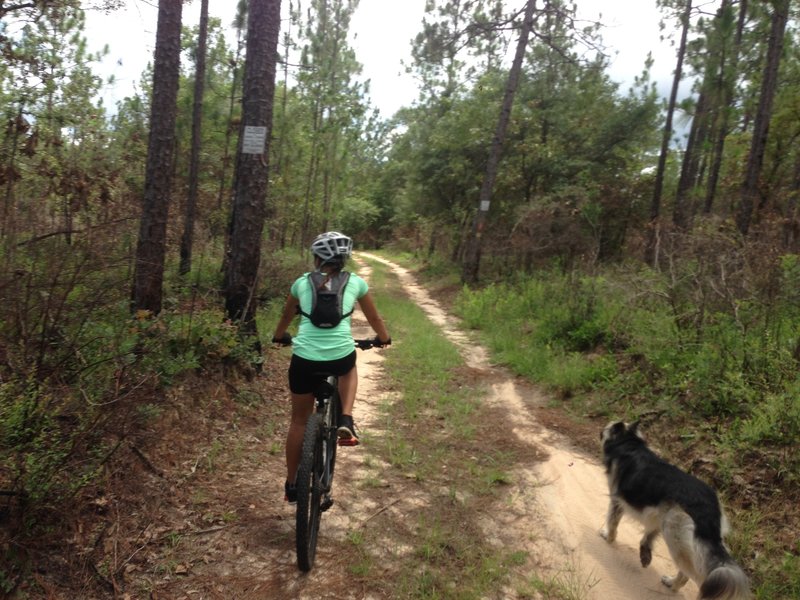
[
  {"xmin": 296, "ymin": 271, "xmax": 322, "ymax": 320},
  {"xmin": 336, "ymin": 272, "xmax": 354, "ymax": 320}
]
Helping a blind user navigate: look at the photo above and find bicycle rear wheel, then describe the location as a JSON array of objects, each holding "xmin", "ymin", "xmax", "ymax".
[{"xmin": 296, "ymin": 412, "xmax": 324, "ymax": 572}]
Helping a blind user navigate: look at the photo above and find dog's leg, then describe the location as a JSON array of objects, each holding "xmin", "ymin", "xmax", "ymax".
[
  {"xmin": 639, "ymin": 528, "xmax": 659, "ymax": 567},
  {"xmin": 600, "ymin": 498, "xmax": 623, "ymax": 543},
  {"xmin": 660, "ymin": 508, "xmax": 699, "ymax": 592},
  {"xmin": 661, "ymin": 571, "xmax": 688, "ymax": 590}
]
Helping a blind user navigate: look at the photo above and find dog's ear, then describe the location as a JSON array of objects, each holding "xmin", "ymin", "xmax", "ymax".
[
  {"xmin": 605, "ymin": 421, "xmax": 625, "ymax": 439},
  {"xmin": 601, "ymin": 421, "xmax": 628, "ymax": 443},
  {"xmin": 628, "ymin": 420, "xmax": 643, "ymax": 438}
]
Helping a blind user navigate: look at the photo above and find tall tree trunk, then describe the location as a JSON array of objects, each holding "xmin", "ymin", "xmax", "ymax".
[
  {"xmin": 674, "ymin": 89, "xmax": 710, "ymax": 229},
  {"xmin": 735, "ymin": 0, "xmax": 789, "ymax": 235},
  {"xmin": 217, "ymin": 2, "xmax": 248, "ymax": 281},
  {"xmin": 299, "ymin": 73, "xmax": 324, "ymax": 251},
  {"xmin": 179, "ymin": 0, "xmax": 209, "ymax": 276},
  {"xmin": 131, "ymin": 0, "xmax": 183, "ymax": 315},
  {"xmin": 217, "ymin": 0, "xmax": 247, "ymax": 211},
  {"xmin": 782, "ymin": 152, "xmax": 800, "ymax": 248},
  {"xmin": 2, "ymin": 102, "xmax": 25, "ymax": 259},
  {"xmin": 300, "ymin": 145, "xmax": 321, "ymax": 250},
  {"xmin": 645, "ymin": 0, "xmax": 691, "ymax": 266},
  {"xmin": 216, "ymin": 0, "xmax": 247, "ymax": 211},
  {"xmin": 272, "ymin": 4, "xmax": 293, "ymax": 246},
  {"xmin": 461, "ymin": 0, "xmax": 536, "ymax": 285},
  {"xmin": 704, "ymin": 0, "xmax": 746, "ymax": 214},
  {"xmin": 224, "ymin": 0, "xmax": 281, "ymax": 339}
]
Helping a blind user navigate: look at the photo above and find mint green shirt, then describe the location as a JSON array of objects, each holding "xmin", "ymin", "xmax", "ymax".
[{"xmin": 290, "ymin": 271, "xmax": 369, "ymax": 361}]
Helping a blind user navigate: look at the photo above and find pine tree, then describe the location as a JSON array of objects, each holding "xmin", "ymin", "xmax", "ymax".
[
  {"xmin": 223, "ymin": 0, "xmax": 281, "ymax": 341},
  {"xmin": 179, "ymin": 0, "xmax": 209, "ymax": 276},
  {"xmin": 131, "ymin": 0, "xmax": 183, "ymax": 315},
  {"xmin": 736, "ymin": 0, "xmax": 790, "ymax": 235},
  {"xmin": 461, "ymin": 0, "xmax": 536, "ymax": 284}
]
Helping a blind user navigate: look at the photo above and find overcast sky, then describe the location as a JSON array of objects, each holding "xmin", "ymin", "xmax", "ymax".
[{"xmin": 85, "ymin": 0, "xmax": 683, "ymax": 118}]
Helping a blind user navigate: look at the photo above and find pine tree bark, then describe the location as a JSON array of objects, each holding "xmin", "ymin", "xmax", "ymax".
[
  {"xmin": 223, "ymin": 0, "xmax": 281, "ymax": 337},
  {"xmin": 131, "ymin": 0, "xmax": 182, "ymax": 315}
]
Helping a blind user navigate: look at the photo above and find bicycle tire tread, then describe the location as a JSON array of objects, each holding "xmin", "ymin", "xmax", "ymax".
[{"xmin": 296, "ymin": 412, "xmax": 324, "ymax": 572}]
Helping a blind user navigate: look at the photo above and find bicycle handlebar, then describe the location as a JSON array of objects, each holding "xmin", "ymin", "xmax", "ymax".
[
  {"xmin": 354, "ymin": 338, "xmax": 390, "ymax": 350},
  {"xmin": 271, "ymin": 334, "xmax": 391, "ymax": 349}
]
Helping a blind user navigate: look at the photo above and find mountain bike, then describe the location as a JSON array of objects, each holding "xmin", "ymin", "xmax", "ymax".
[{"xmin": 295, "ymin": 338, "xmax": 379, "ymax": 572}]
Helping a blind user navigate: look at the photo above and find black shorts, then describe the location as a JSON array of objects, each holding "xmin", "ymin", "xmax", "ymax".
[{"xmin": 288, "ymin": 351, "xmax": 357, "ymax": 395}]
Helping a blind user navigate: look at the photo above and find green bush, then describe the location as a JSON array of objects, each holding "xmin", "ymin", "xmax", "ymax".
[
  {"xmin": 0, "ymin": 379, "xmax": 102, "ymax": 509},
  {"xmin": 737, "ymin": 382, "xmax": 800, "ymax": 449},
  {"xmin": 455, "ymin": 263, "xmax": 800, "ymax": 429},
  {"xmin": 0, "ymin": 300, "xmax": 266, "ymax": 524},
  {"xmin": 455, "ymin": 272, "xmax": 618, "ymax": 393}
]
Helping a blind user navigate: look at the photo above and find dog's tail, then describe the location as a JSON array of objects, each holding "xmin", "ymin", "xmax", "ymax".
[{"xmin": 699, "ymin": 552, "xmax": 750, "ymax": 600}]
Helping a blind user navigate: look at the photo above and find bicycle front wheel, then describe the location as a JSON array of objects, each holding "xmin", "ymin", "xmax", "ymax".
[{"xmin": 296, "ymin": 412, "xmax": 324, "ymax": 572}]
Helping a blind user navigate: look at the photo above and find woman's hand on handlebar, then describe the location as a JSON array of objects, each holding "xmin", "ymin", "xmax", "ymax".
[
  {"xmin": 271, "ymin": 332, "xmax": 292, "ymax": 346},
  {"xmin": 355, "ymin": 336, "xmax": 391, "ymax": 350},
  {"xmin": 273, "ymin": 333, "xmax": 389, "ymax": 349},
  {"xmin": 372, "ymin": 335, "xmax": 391, "ymax": 348}
]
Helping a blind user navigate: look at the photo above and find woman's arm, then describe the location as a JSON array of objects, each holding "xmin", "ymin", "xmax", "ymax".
[
  {"xmin": 272, "ymin": 293, "xmax": 299, "ymax": 342},
  {"xmin": 357, "ymin": 292, "xmax": 390, "ymax": 343}
]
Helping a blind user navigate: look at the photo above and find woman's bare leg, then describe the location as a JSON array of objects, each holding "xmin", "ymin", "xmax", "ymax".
[{"xmin": 337, "ymin": 365, "xmax": 358, "ymax": 416}]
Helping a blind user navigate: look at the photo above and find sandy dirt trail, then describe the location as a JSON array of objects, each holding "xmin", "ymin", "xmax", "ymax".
[{"xmin": 360, "ymin": 252, "xmax": 700, "ymax": 600}]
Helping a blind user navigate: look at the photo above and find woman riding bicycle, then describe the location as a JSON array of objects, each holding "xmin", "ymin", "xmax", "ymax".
[{"xmin": 271, "ymin": 231, "xmax": 391, "ymax": 503}]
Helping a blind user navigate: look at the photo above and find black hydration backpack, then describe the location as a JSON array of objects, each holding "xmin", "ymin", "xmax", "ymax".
[{"xmin": 297, "ymin": 271, "xmax": 353, "ymax": 328}]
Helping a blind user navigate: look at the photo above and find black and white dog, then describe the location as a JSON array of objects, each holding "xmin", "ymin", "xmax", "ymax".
[{"xmin": 600, "ymin": 421, "xmax": 750, "ymax": 600}]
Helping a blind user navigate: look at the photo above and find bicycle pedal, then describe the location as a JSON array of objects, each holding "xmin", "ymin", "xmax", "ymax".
[
  {"xmin": 338, "ymin": 438, "xmax": 359, "ymax": 447},
  {"xmin": 321, "ymin": 497, "xmax": 334, "ymax": 512}
]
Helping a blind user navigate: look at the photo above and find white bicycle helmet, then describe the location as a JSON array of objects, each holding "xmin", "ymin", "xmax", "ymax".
[{"xmin": 310, "ymin": 231, "xmax": 353, "ymax": 264}]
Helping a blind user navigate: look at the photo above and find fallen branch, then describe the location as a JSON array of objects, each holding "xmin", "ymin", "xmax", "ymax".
[{"xmin": 359, "ymin": 498, "xmax": 401, "ymax": 528}]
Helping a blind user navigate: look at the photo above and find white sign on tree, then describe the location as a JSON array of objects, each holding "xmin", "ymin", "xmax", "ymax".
[{"xmin": 242, "ymin": 125, "xmax": 267, "ymax": 154}]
